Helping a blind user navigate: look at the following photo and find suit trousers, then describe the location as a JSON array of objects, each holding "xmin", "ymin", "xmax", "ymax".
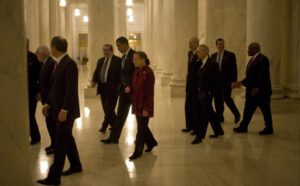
[
  {"xmin": 214, "ymin": 84, "xmax": 240, "ymax": 120},
  {"xmin": 196, "ymin": 95, "xmax": 224, "ymax": 139},
  {"xmin": 48, "ymin": 119, "xmax": 82, "ymax": 181},
  {"xmin": 45, "ymin": 115, "xmax": 56, "ymax": 148},
  {"xmin": 240, "ymin": 94, "xmax": 273, "ymax": 130},
  {"xmin": 134, "ymin": 116, "xmax": 157, "ymax": 154},
  {"xmin": 100, "ymin": 85, "xmax": 118, "ymax": 130},
  {"xmin": 109, "ymin": 92, "xmax": 132, "ymax": 141},
  {"xmin": 185, "ymin": 89, "xmax": 199, "ymax": 130},
  {"xmin": 29, "ymin": 96, "xmax": 41, "ymax": 142}
]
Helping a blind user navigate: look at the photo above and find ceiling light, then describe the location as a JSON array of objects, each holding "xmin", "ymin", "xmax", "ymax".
[
  {"xmin": 74, "ymin": 8, "xmax": 81, "ymax": 17},
  {"xmin": 59, "ymin": 0, "xmax": 67, "ymax": 7},
  {"xmin": 83, "ymin": 15, "xmax": 89, "ymax": 23}
]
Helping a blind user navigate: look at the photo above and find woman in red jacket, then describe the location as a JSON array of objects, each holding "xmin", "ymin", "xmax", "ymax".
[{"xmin": 129, "ymin": 51, "xmax": 157, "ymax": 161}]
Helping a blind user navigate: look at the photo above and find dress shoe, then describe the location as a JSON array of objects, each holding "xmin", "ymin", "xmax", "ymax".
[
  {"xmin": 191, "ymin": 137, "xmax": 202, "ymax": 144},
  {"xmin": 259, "ymin": 128, "xmax": 273, "ymax": 135},
  {"xmin": 99, "ymin": 127, "xmax": 106, "ymax": 133},
  {"xmin": 62, "ymin": 167, "xmax": 82, "ymax": 176},
  {"xmin": 30, "ymin": 140, "xmax": 40, "ymax": 145},
  {"xmin": 44, "ymin": 146, "xmax": 54, "ymax": 151},
  {"xmin": 37, "ymin": 178, "xmax": 60, "ymax": 185},
  {"xmin": 145, "ymin": 141, "xmax": 158, "ymax": 152},
  {"xmin": 233, "ymin": 127, "xmax": 248, "ymax": 133},
  {"xmin": 234, "ymin": 115, "xmax": 241, "ymax": 124},
  {"xmin": 100, "ymin": 138, "xmax": 119, "ymax": 144},
  {"xmin": 129, "ymin": 153, "xmax": 142, "ymax": 161},
  {"xmin": 181, "ymin": 128, "xmax": 192, "ymax": 132},
  {"xmin": 46, "ymin": 148, "xmax": 55, "ymax": 155}
]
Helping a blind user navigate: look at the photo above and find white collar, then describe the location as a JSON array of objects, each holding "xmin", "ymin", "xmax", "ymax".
[
  {"xmin": 252, "ymin": 52, "xmax": 260, "ymax": 60},
  {"xmin": 124, "ymin": 48, "xmax": 131, "ymax": 56},
  {"xmin": 55, "ymin": 53, "xmax": 67, "ymax": 64},
  {"xmin": 43, "ymin": 56, "xmax": 50, "ymax": 63},
  {"xmin": 201, "ymin": 56, "xmax": 209, "ymax": 67}
]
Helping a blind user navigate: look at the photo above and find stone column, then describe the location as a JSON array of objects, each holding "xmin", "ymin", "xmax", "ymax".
[
  {"xmin": 246, "ymin": 0, "xmax": 287, "ymax": 99},
  {"xmin": 0, "ymin": 0, "xmax": 31, "ymax": 185},
  {"xmin": 169, "ymin": 0, "xmax": 198, "ymax": 97},
  {"xmin": 24, "ymin": 0, "xmax": 40, "ymax": 51},
  {"xmin": 160, "ymin": 0, "xmax": 173, "ymax": 86},
  {"xmin": 143, "ymin": 0, "xmax": 154, "ymax": 67},
  {"xmin": 85, "ymin": 0, "xmax": 115, "ymax": 98},
  {"xmin": 58, "ymin": 6, "xmax": 66, "ymax": 37},
  {"xmin": 49, "ymin": 0, "xmax": 60, "ymax": 40},
  {"xmin": 65, "ymin": 5, "xmax": 75, "ymax": 58},
  {"xmin": 286, "ymin": 0, "xmax": 300, "ymax": 98},
  {"xmin": 38, "ymin": 0, "xmax": 50, "ymax": 46},
  {"xmin": 115, "ymin": 0, "xmax": 127, "ymax": 38}
]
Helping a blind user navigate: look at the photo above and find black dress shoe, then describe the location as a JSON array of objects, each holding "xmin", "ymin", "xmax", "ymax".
[
  {"xmin": 234, "ymin": 115, "xmax": 241, "ymax": 124},
  {"xmin": 191, "ymin": 137, "xmax": 202, "ymax": 144},
  {"xmin": 233, "ymin": 127, "xmax": 248, "ymax": 133},
  {"xmin": 99, "ymin": 127, "xmax": 106, "ymax": 133},
  {"xmin": 46, "ymin": 148, "xmax": 55, "ymax": 155},
  {"xmin": 259, "ymin": 128, "xmax": 273, "ymax": 135},
  {"xmin": 62, "ymin": 167, "xmax": 82, "ymax": 176},
  {"xmin": 30, "ymin": 140, "xmax": 40, "ymax": 145},
  {"xmin": 37, "ymin": 178, "xmax": 60, "ymax": 185},
  {"xmin": 100, "ymin": 138, "xmax": 119, "ymax": 144},
  {"xmin": 190, "ymin": 131, "xmax": 197, "ymax": 136},
  {"xmin": 181, "ymin": 128, "xmax": 192, "ymax": 132},
  {"xmin": 145, "ymin": 142, "xmax": 158, "ymax": 152},
  {"xmin": 129, "ymin": 153, "xmax": 142, "ymax": 161},
  {"xmin": 45, "ymin": 146, "xmax": 53, "ymax": 151}
]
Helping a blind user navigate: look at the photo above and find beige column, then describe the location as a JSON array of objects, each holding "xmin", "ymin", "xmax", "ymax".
[
  {"xmin": 0, "ymin": 0, "xmax": 31, "ymax": 185},
  {"xmin": 247, "ymin": 0, "xmax": 288, "ymax": 99},
  {"xmin": 169, "ymin": 0, "xmax": 198, "ymax": 97},
  {"xmin": 85, "ymin": 0, "xmax": 115, "ymax": 98},
  {"xmin": 65, "ymin": 5, "xmax": 75, "ymax": 58},
  {"xmin": 24, "ymin": 0, "xmax": 40, "ymax": 51},
  {"xmin": 58, "ymin": 6, "xmax": 66, "ymax": 37},
  {"xmin": 143, "ymin": 0, "xmax": 154, "ymax": 67},
  {"xmin": 115, "ymin": 0, "xmax": 127, "ymax": 38},
  {"xmin": 38, "ymin": 0, "xmax": 50, "ymax": 46},
  {"xmin": 159, "ymin": 0, "xmax": 173, "ymax": 86},
  {"xmin": 286, "ymin": 0, "xmax": 300, "ymax": 98},
  {"xmin": 49, "ymin": 0, "xmax": 59, "ymax": 40}
]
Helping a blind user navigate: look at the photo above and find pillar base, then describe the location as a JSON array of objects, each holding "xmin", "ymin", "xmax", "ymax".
[
  {"xmin": 271, "ymin": 85, "xmax": 285, "ymax": 99},
  {"xmin": 169, "ymin": 77, "xmax": 186, "ymax": 98},
  {"xmin": 160, "ymin": 72, "xmax": 172, "ymax": 86},
  {"xmin": 285, "ymin": 86, "xmax": 300, "ymax": 99}
]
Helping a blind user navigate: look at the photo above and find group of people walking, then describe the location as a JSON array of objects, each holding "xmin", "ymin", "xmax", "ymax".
[
  {"xmin": 183, "ymin": 37, "xmax": 274, "ymax": 144},
  {"xmin": 27, "ymin": 34, "xmax": 273, "ymax": 185}
]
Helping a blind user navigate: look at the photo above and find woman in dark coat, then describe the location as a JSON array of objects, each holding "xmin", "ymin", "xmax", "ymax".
[{"xmin": 129, "ymin": 51, "xmax": 158, "ymax": 161}]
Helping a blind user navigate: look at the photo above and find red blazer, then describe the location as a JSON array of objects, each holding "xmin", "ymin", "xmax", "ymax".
[{"xmin": 131, "ymin": 65, "xmax": 155, "ymax": 117}]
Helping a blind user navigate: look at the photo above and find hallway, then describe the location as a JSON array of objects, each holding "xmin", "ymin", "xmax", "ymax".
[{"xmin": 30, "ymin": 67, "xmax": 300, "ymax": 186}]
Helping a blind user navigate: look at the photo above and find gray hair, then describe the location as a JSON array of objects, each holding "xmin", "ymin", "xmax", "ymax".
[
  {"xmin": 248, "ymin": 42, "xmax": 261, "ymax": 53},
  {"xmin": 198, "ymin": 44, "xmax": 210, "ymax": 55},
  {"xmin": 37, "ymin": 45, "xmax": 50, "ymax": 56}
]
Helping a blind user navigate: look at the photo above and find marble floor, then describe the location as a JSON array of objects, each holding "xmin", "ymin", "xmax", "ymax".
[{"xmin": 30, "ymin": 66, "xmax": 300, "ymax": 186}]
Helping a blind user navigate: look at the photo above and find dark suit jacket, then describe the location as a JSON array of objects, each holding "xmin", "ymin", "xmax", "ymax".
[
  {"xmin": 120, "ymin": 48, "xmax": 135, "ymax": 91},
  {"xmin": 27, "ymin": 51, "xmax": 42, "ymax": 99},
  {"xmin": 131, "ymin": 66, "xmax": 155, "ymax": 117},
  {"xmin": 197, "ymin": 57, "xmax": 222, "ymax": 100},
  {"xmin": 46, "ymin": 55, "xmax": 80, "ymax": 121},
  {"xmin": 186, "ymin": 51, "xmax": 201, "ymax": 91},
  {"xmin": 241, "ymin": 53, "xmax": 272, "ymax": 97},
  {"xmin": 92, "ymin": 55, "xmax": 122, "ymax": 95},
  {"xmin": 40, "ymin": 56, "xmax": 56, "ymax": 104},
  {"xmin": 211, "ymin": 50, "xmax": 237, "ymax": 86}
]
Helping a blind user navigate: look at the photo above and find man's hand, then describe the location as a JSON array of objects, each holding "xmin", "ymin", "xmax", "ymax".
[
  {"xmin": 58, "ymin": 110, "xmax": 68, "ymax": 122},
  {"xmin": 42, "ymin": 105, "xmax": 49, "ymax": 117},
  {"xmin": 125, "ymin": 86, "xmax": 131, "ymax": 93},
  {"xmin": 250, "ymin": 88, "xmax": 259, "ymax": 96},
  {"xmin": 231, "ymin": 81, "xmax": 242, "ymax": 89},
  {"xmin": 143, "ymin": 110, "xmax": 149, "ymax": 117},
  {"xmin": 90, "ymin": 82, "xmax": 96, "ymax": 88}
]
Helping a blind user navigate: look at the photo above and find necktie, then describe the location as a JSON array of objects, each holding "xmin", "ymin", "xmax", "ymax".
[
  {"xmin": 121, "ymin": 54, "xmax": 126, "ymax": 69},
  {"xmin": 217, "ymin": 52, "xmax": 222, "ymax": 70},
  {"xmin": 100, "ymin": 58, "xmax": 109, "ymax": 83}
]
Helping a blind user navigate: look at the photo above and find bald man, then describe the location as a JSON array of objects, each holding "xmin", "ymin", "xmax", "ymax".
[
  {"xmin": 192, "ymin": 45, "xmax": 224, "ymax": 144},
  {"xmin": 182, "ymin": 37, "xmax": 200, "ymax": 134},
  {"xmin": 36, "ymin": 46, "xmax": 57, "ymax": 154}
]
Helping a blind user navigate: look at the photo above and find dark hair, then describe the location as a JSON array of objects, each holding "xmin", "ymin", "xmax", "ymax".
[
  {"xmin": 51, "ymin": 36, "xmax": 68, "ymax": 52},
  {"xmin": 135, "ymin": 51, "xmax": 150, "ymax": 65},
  {"xmin": 116, "ymin": 36, "xmax": 129, "ymax": 45},
  {"xmin": 103, "ymin": 44, "xmax": 113, "ymax": 52},
  {"xmin": 215, "ymin": 38, "xmax": 224, "ymax": 45}
]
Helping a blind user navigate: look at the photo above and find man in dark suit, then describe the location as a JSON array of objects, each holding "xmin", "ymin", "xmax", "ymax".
[
  {"xmin": 182, "ymin": 37, "xmax": 200, "ymax": 134},
  {"xmin": 232, "ymin": 42, "xmax": 273, "ymax": 135},
  {"xmin": 27, "ymin": 39, "xmax": 42, "ymax": 145},
  {"xmin": 36, "ymin": 45, "xmax": 57, "ymax": 154},
  {"xmin": 192, "ymin": 45, "xmax": 224, "ymax": 144},
  {"xmin": 37, "ymin": 37, "xmax": 82, "ymax": 186},
  {"xmin": 211, "ymin": 38, "xmax": 240, "ymax": 123},
  {"xmin": 101, "ymin": 36, "xmax": 135, "ymax": 144},
  {"xmin": 92, "ymin": 44, "xmax": 122, "ymax": 133}
]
